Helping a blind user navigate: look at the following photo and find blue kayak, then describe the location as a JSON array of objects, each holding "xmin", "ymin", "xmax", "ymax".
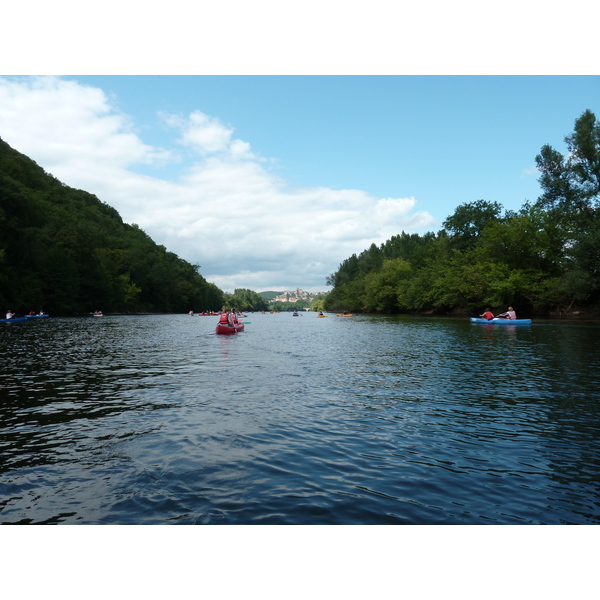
[
  {"xmin": 1, "ymin": 317, "xmax": 28, "ymax": 323},
  {"xmin": 470, "ymin": 318, "xmax": 531, "ymax": 325}
]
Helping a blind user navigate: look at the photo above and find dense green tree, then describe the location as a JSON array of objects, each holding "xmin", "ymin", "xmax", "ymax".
[
  {"xmin": 536, "ymin": 110, "xmax": 600, "ymax": 220},
  {"xmin": 564, "ymin": 109, "xmax": 600, "ymax": 202},
  {"xmin": 324, "ymin": 110, "xmax": 600, "ymax": 316},
  {"xmin": 477, "ymin": 204, "xmax": 565, "ymax": 274},
  {"xmin": 326, "ymin": 253, "xmax": 359, "ymax": 287},
  {"xmin": 361, "ymin": 258, "xmax": 412, "ymax": 312},
  {"xmin": 227, "ymin": 288, "xmax": 269, "ymax": 312},
  {"xmin": 381, "ymin": 231, "xmax": 436, "ymax": 268},
  {"xmin": 357, "ymin": 243, "xmax": 383, "ymax": 276},
  {"xmin": 535, "ymin": 109, "xmax": 600, "ymax": 304},
  {"xmin": 310, "ymin": 295, "xmax": 327, "ymax": 312},
  {"xmin": 270, "ymin": 299, "xmax": 311, "ymax": 312},
  {"xmin": 443, "ymin": 199, "xmax": 503, "ymax": 249},
  {"xmin": 0, "ymin": 136, "xmax": 225, "ymax": 315}
]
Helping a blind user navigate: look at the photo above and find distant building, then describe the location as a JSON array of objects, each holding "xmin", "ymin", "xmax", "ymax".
[{"xmin": 273, "ymin": 288, "xmax": 326, "ymax": 303}]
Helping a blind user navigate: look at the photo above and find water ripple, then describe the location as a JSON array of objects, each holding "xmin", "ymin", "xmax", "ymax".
[{"xmin": 1, "ymin": 315, "xmax": 599, "ymax": 524}]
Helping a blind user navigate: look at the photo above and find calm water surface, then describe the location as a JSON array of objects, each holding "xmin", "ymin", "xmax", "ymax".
[{"xmin": 1, "ymin": 313, "xmax": 599, "ymax": 524}]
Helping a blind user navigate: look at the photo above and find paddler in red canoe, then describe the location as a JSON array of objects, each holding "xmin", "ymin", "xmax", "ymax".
[{"xmin": 218, "ymin": 310, "xmax": 234, "ymax": 327}]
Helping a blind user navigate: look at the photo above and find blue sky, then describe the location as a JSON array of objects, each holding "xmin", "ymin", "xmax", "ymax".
[
  {"xmin": 1, "ymin": 75, "xmax": 598, "ymax": 293},
  {"xmin": 70, "ymin": 74, "xmax": 599, "ymax": 215}
]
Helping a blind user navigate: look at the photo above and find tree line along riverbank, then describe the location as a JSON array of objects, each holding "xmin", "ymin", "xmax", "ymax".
[{"xmin": 322, "ymin": 110, "xmax": 600, "ymax": 319}]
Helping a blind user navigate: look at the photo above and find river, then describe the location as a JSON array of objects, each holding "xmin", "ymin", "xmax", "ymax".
[{"xmin": 1, "ymin": 312, "xmax": 598, "ymax": 525}]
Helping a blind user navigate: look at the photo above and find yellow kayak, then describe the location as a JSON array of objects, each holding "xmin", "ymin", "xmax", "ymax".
[{"xmin": 336, "ymin": 314, "xmax": 353, "ymax": 317}]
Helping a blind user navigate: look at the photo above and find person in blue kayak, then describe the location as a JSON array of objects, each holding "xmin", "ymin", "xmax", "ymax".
[
  {"xmin": 497, "ymin": 306, "xmax": 517, "ymax": 320},
  {"xmin": 480, "ymin": 308, "xmax": 494, "ymax": 321}
]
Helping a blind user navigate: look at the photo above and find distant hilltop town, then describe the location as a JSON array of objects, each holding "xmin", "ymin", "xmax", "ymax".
[{"xmin": 272, "ymin": 288, "xmax": 326, "ymax": 303}]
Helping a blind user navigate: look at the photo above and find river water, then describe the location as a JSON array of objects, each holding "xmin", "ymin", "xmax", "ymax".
[{"xmin": 1, "ymin": 313, "xmax": 598, "ymax": 525}]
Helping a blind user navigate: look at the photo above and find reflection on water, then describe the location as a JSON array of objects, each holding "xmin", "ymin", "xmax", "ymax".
[{"xmin": 1, "ymin": 314, "xmax": 599, "ymax": 524}]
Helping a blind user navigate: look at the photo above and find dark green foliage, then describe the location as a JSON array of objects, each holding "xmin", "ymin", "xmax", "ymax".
[
  {"xmin": 534, "ymin": 109, "xmax": 600, "ymax": 305},
  {"xmin": 442, "ymin": 199, "xmax": 503, "ymax": 249},
  {"xmin": 325, "ymin": 110, "xmax": 600, "ymax": 316},
  {"xmin": 270, "ymin": 299, "xmax": 311, "ymax": 311},
  {"xmin": 0, "ymin": 136, "xmax": 225, "ymax": 315},
  {"xmin": 226, "ymin": 288, "xmax": 269, "ymax": 312},
  {"xmin": 258, "ymin": 291, "xmax": 284, "ymax": 302}
]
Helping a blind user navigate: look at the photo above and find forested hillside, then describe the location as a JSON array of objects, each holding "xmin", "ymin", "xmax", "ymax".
[
  {"xmin": 324, "ymin": 110, "xmax": 600, "ymax": 317},
  {"xmin": 0, "ymin": 137, "xmax": 225, "ymax": 315}
]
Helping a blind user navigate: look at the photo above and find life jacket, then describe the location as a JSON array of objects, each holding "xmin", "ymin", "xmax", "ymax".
[{"xmin": 219, "ymin": 313, "xmax": 230, "ymax": 325}]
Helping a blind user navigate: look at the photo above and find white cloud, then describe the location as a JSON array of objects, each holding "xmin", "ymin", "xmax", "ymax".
[
  {"xmin": 0, "ymin": 76, "xmax": 438, "ymax": 292},
  {"xmin": 163, "ymin": 110, "xmax": 235, "ymax": 155},
  {"xmin": 0, "ymin": 77, "xmax": 171, "ymax": 173},
  {"xmin": 521, "ymin": 165, "xmax": 538, "ymax": 178}
]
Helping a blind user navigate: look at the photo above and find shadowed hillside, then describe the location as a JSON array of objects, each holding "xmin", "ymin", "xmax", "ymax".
[{"xmin": 0, "ymin": 136, "xmax": 225, "ymax": 315}]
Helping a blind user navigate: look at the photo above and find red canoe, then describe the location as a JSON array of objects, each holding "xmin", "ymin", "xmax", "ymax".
[{"xmin": 216, "ymin": 322, "xmax": 244, "ymax": 335}]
